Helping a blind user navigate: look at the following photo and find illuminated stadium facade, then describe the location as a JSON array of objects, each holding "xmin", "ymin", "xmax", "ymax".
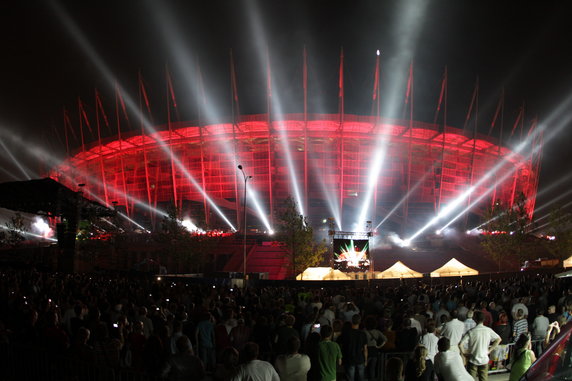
[{"xmin": 50, "ymin": 112, "xmax": 538, "ymax": 234}]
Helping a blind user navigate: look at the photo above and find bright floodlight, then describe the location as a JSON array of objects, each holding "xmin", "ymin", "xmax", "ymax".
[
  {"xmin": 32, "ymin": 217, "xmax": 53, "ymax": 238},
  {"xmin": 376, "ymin": 50, "xmax": 380, "ymax": 56}
]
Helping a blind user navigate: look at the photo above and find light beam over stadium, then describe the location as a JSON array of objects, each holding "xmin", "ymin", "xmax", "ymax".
[
  {"xmin": 356, "ymin": 0, "xmax": 429, "ymax": 228},
  {"xmin": 51, "ymin": 1, "xmax": 237, "ymax": 232}
]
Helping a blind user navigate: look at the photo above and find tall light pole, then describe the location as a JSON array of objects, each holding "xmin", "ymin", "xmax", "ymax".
[{"xmin": 238, "ymin": 165, "xmax": 252, "ymax": 284}]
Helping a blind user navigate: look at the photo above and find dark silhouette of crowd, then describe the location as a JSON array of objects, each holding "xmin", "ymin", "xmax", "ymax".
[{"xmin": 0, "ymin": 266, "xmax": 571, "ymax": 381}]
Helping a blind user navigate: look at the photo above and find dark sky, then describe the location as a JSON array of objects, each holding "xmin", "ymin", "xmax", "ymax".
[{"xmin": 0, "ymin": 0, "xmax": 571, "ymax": 223}]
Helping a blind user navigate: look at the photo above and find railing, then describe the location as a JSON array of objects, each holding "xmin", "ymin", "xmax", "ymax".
[{"xmin": 375, "ymin": 339, "xmax": 545, "ymax": 380}]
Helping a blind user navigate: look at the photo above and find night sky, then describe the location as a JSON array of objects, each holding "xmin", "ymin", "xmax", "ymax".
[{"xmin": 1, "ymin": 1, "xmax": 571, "ymax": 225}]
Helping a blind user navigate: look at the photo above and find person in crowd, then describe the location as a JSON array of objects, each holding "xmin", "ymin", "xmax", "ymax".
[
  {"xmin": 363, "ymin": 315, "xmax": 386, "ymax": 381},
  {"xmin": 275, "ymin": 336, "xmax": 311, "ymax": 381},
  {"xmin": 92, "ymin": 322, "xmax": 122, "ymax": 369},
  {"xmin": 162, "ymin": 335, "xmax": 205, "ymax": 381},
  {"xmin": 509, "ymin": 333, "xmax": 536, "ymax": 381},
  {"xmin": 544, "ymin": 320, "xmax": 561, "ymax": 348},
  {"xmin": 435, "ymin": 304, "xmax": 450, "ymax": 324},
  {"xmin": 341, "ymin": 302, "xmax": 360, "ymax": 322},
  {"xmin": 213, "ymin": 347, "xmax": 240, "ymax": 381},
  {"xmin": 235, "ymin": 342, "xmax": 280, "ymax": 381},
  {"xmin": 439, "ymin": 310, "xmax": 464, "ymax": 353},
  {"xmin": 304, "ymin": 331, "xmax": 321, "ymax": 381},
  {"xmin": 250, "ymin": 315, "xmax": 273, "ymax": 361},
  {"xmin": 339, "ymin": 314, "xmax": 368, "ymax": 381},
  {"xmin": 229, "ymin": 317, "xmax": 251, "ymax": 352},
  {"xmin": 385, "ymin": 357, "xmax": 404, "ymax": 381},
  {"xmin": 531, "ymin": 308, "xmax": 549, "ymax": 354},
  {"xmin": 433, "ymin": 337, "xmax": 473, "ymax": 381},
  {"xmin": 546, "ymin": 305, "xmax": 559, "ymax": 323},
  {"xmin": 136, "ymin": 306, "xmax": 154, "ymax": 339},
  {"xmin": 512, "ymin": 309, "xmax": 528, "ymax": 342},
  {"xmin": 381, "ymin": 319, "xmax": 396, "ymax": 351},
  {"xmin": 480, "ymin": 301, "xmax": 493, "ymax": 327},
  {"xmin": 396, "ymin": 317, "xmax": 418, "ymax": 352},
  {"xmin": 419, "ymin": 319, "xmax": 439, "ymax": 363},
  {"xmin": 275, "ymin": 314, "xmax": 300, "ymax": 356},
  {"xmin": 318, "ymin": 325, "xmax": 342, "ymax": 381},
  {"xmin": 458, "ymin": 311, "xmax": 502, "ymax": 381},
  {"xmin": 41, "ymin": 310, "xmax": 70, "ymax": 354},
  {"xmin": 456, "ymin": 301, "xmax": 469, "ymax": 321},
  {"xmin": 67, "ymin": 326, "xmax": 94, "ymax": 363},
  {"xmin": 195, "ymin": 312, "xmax": 216, "ymax": 372},
  {"xmin": 463, "ymin": 309, "xmax": 476, "ymax": 333},
  {"xmin": 127, "ymin": 320, "xmax": 146, "ymax": 370},
  {"xmin": 491, "ymin": 311, "xmax": 511, "ymax": 370},
  {"xmin": 143, "ymin": 333, "xmax": 166, "ymax": 376},
  {"xmin": 511, "ymin": 298, "xmax": 529, "ymax": 321},
  {"xmin": 170, "ymin": 320, "xmax": 185, "ymax": 355},
  {"xmin": 332, "ymin": 319, "xmax": 344, "ymax": 342},
  {"xmin": 404, "ymin": 345, "xmax": 434, "ymax": 381}
]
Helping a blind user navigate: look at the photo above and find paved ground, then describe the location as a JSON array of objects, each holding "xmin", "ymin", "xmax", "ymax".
[{"xmin": 489, "ymin": 372, "xmax": 510, "ymax": 380}]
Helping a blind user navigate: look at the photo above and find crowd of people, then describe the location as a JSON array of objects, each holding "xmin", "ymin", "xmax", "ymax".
[{"xmin": 0, "ymin": 267, "xmax": 571, "ymax": 381}]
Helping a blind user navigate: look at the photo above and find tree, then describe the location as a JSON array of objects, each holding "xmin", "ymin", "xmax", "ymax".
[
  {"xmin": 275, "ymin": 196, "xmax": 328, "ymax": 278},
  {"xmin": 155, "ymin": 205, "xmax": 210, "ymax": 273},
  {"xmin": 0, "ymin": 213, "xmax": 26, "ymax": 247},
  {"xmin": 543, "ymin": 204, "xmax": 572, "ymax": 261},
  {"xmin": 480, "ymin": 193, "xmax": 532, "ymax": 270}
]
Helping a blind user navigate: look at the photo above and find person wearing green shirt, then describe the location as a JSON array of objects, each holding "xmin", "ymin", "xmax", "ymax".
[
  {"xmin": 318, "ymin": 325, "xmax": 342, "ymax": 381},
  {"xmin": 509, "ymin": 333, "xmax": 536, "ymax": 381}
]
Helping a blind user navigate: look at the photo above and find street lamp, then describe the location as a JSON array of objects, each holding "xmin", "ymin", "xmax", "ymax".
[{"xmin": 237, "ymin": 165, "xmax": 252, "ymax": 284}]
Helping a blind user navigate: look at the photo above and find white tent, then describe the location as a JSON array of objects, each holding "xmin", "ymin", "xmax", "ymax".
[
  {"xmin": 376, "ymin": 261, "xmax": 423, "ymax": 279},
  {"xmin": 296, "ymin": 267, "xmax": 352, "ymax": 281},
  {"xmin": 430, "ymin": 258, "xmax": 478, "ymax": 277},
  {"xmin": 563, "ymin": 255, "xmax": 572, "ymax": 268}
]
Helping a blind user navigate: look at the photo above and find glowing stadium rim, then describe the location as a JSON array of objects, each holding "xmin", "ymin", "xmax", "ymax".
[{"xmin": 51, "ymin": 113, "xmax": 537, "ymax": 233}]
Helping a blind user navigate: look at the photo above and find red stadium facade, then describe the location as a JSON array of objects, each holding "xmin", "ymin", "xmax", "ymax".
[{"xmin": 50, "ymin": 112, "xmax": 538, "ymax": 234}]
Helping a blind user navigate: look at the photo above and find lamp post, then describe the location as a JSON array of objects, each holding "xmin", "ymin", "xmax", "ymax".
[{"xmin": 237, "ymin": 165, "xmax": 252, "ymax": 284}]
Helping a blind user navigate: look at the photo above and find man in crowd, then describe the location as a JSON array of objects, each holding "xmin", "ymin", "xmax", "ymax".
[
  {"xmin": 440, "ymin": 310, "xmax": 465, "ymax": 352},
  {"xmin": 459, "ymin": 311, "xmax": 501, "ymax": 381},
  {"xmin": 339, "ymin": 314, "xmax": 367, "ymax": 381},
  {"xmin": 319, "ymin": 325, "xmax": 342, "ymax": 381},
  {"xmin": 236, "ymin": 342, "xmax": 280, "ymax": 381}
]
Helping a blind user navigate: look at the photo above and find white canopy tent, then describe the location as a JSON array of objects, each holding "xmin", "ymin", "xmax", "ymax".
[
  {"xmin": 430, "ymin": 258, "xmax": 478, "ymax": 277},
  {"xmin": 296, "ymin": 267, "xmax": 352, "ymax": 281},
  {"xmin": 376, "ymin": 261, "xmax": 423, "ymax": 279}
]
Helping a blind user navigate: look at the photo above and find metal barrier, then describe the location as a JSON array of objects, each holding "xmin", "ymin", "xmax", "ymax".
[{"xmin": 375, "ymin": 339, "xmax": 545, "ymax": 380}]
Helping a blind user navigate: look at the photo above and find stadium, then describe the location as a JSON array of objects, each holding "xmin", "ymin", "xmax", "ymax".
[{"xmin": 50, "ymin": 112, "xmax": 538, "ymax": 236}]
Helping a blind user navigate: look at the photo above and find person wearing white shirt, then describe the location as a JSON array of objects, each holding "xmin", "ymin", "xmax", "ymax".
[
  {"xmin": 419, "ymin": 319, "xmax": 439, "ymax": 363},
  {"xmin": 434, "ymin": 337, "xmax": 473, "ymax": 381},
  {"xmin": 511, "ymin": 299, "xmax": 529, "ymax": 320},
  {"xmin": 236, "ymin": 342, "xmax": 280, "ymax": 381},
  {"xmin": 459, "ymin": 311, "xmax": 501, "ymax": 381},
  {"xmin": 439, "ymin": 310, "xmax": 465, "ymax": 352},
  {"xmin": 464, "ymin": 310, "xmax": 477, "ymax": 333},
  {"xmin": 274, "ymin": 337, "xmax": 311, "ymax": 381}
]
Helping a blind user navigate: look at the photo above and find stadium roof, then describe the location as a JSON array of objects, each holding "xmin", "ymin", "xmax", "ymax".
[{"xmin": 0, "ymin": 178, "xmax": 114, "ymax": 218}]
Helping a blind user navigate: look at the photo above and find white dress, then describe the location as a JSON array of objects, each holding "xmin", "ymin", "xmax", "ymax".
[{"xmin": 434, "ymin": 350, "xmax": 473, "ymax": 381}]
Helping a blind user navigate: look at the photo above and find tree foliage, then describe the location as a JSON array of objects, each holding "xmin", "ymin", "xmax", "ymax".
[
  {"xmin": 543, "ymin": 204, "xmax": 572, "ymax": 261},
  {"xmin": 0, "ymin": 213, "xmax": 26, "ymax": 247},
  {"xmin": 275, "ymin": 196, "xmax": 328, "ymax": 278},
  {"xmin": 480, "ymin": 193, "xmax": 532, "ymax": 270},
  {"xmin": 155, "ymin": 205, "xmax": 213, "ymax": 273}
]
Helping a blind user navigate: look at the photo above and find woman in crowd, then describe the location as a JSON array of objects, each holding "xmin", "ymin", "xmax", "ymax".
[
  {"xmin": 509, "ymin": 333, "xmax": 536, "ymax": 381},
  {"xmin": 404, "ymin": 345, "xmax": 434, "ymax": 381},
  {"xmin": 491, "ymin": 311, "xmax": 511, "ymax": 370}
]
